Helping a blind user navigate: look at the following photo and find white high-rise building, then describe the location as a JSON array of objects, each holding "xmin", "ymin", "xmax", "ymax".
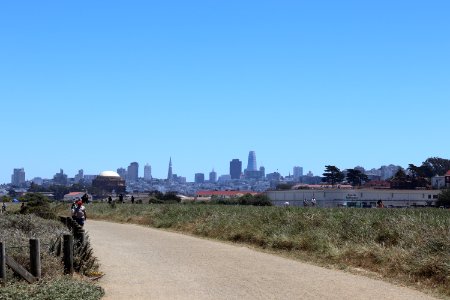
[
  {"xmin": 293, "ymin": 166, "xmax": 303, "ymax": 181},
  {"xmin": 144, "ymin": 164, "xmax": 152, "ymax": 181},
  {"xmin": 11, "ymin": 168, "xmax": 26, "ymax": 186}
]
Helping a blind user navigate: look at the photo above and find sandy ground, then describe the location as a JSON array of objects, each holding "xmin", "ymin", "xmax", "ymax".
[{"xmin": 86, "ymin": 220, "xmax": 436, "ymax": 300}]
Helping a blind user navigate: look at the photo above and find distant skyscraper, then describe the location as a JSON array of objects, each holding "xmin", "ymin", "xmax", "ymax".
[
  {"xmin": 117, "ymin": 167, "xmax": 127, "ymax": 179},
  {"xmin": 259, "ymin": 166, "xmax": 265, "ymax": 179},
  {"xmin": 293, "ymin": 166, "xmax": 303, "ymax": 180},
  {"xmin": 209, "ymin": 169, "xmax": 217, "ymax": 183},
  {"xmin": 195, "ymin": 173, "xmax": 205, "ymax": 183},
  {"xmin": 53, "ymin": 169, "xmax": 68, "ymax": 185},
  {"xmin": 167, "ymin": 157, "xmax": 173, "ymax": 181},
  {"xmin": 127, "ymin": 162, "xmax": 139, "ymax": 182},
  {"xmin": 144, "ymin": 164, "xmax": 152, "ymax": 181},
  {"xmin": 74, "ymin": 169, "xmax": 84, "ymax": 183},
  {"xmin": 247, "ymin": 151, "xmax": 257, "ymax": 172},
  {"xmin": 11, "ymin": 168, "xmax": 25, "ymax": 186},
  {"xmin": 230, "ymin": 159, "xmax": 242, "ymax": 180}
]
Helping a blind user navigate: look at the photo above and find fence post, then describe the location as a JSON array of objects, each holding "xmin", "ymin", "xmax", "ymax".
[
  {"xmin": 63, "ymin": 235, "xmax": 73, "ymax": 275},
  {"xmin": 66, "ymin": 217, "xmax": 72, "ymax": 230},
  {"xmin": 0, "ymin": 242, "xmax": 5, "ymax": 282},
  {"xmin": 29, "ymin": 239, "xmax": 41, "ymax": 279},
  {"xmin": 77, "ymin": 228, "xmax": 85, "ymax": 245}
]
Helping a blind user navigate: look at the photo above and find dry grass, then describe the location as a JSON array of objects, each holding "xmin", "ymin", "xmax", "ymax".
[
  {"xmin": 0, "ymin": 211, "xmax": 103, "ymax": 299},
  {"xmin": 58, "ymin": 203, "xmax": 450, "ymax": 297}
]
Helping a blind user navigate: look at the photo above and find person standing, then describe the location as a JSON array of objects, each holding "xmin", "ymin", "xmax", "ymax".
[
  {"xmin": 81, "ymin": 193, "xmax": 89, "ymax": 204},
  {"xmin": 131, "ymin": 195, "xmax": 135, "ymax": 204},
  {"xmin": 72, "ymin": 201, "xmax": 87, "ymax": 227}
]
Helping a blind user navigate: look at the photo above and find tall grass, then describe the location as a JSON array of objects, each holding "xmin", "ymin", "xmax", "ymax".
[
  {"xmin": 82, "ymin": 203, "xmax": 450, "ymax": 297},
  {"xmin": 0, "ymin": 213, "xmax": 103, "ymax": 299}
]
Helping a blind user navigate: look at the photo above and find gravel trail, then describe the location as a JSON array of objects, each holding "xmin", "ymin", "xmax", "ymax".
[{"xmin": 86, "ymin": 220, "xmax": 435, "ymax": 300}]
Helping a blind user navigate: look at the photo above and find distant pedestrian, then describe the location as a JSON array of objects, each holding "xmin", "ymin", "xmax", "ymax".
[
  {"xmin": 71, "ymin": 201, "xmax": 77, "ymax": 219},
  {"xmin": 81, "ymin": 193, "xmax": 89, "ymax": 204},
  {"xmin": 131, "ymin": 195, "xmax": 135, "ymax": 204},
  {"xmin": 108, "ymin": 196, "xmax": 112, "ymax": 204},
  {"xmin": 119, "ymin": 194, "xmax": 124, "ymax": 204},
  {"xmin": 20, "ymin": 202, "xmax": 26, "ymax": 214},
  {"xmin": 311, "ymin": 197, "xmax": 316, "ymax": 207},
  {"xmin": 72, "ymin": 201, "xmax": 87, "ymax": 227},
  {"xmin": 1, "ymin": 202, "xmax": 6, "ymax": 213},
  {"xmin": 303, "ymin": 198, "xmax": 308, "ymax": 207}
]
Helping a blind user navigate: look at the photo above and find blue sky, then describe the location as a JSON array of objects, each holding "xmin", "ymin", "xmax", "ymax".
[{"xmin": 0, "ymin": 0, "xmax": 449, "ymax": 183}]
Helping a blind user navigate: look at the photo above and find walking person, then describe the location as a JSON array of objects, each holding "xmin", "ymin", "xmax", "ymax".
[
  {"xmin": 131, "ymin": 195, "xmax": 135, "ymax": 204},
  {"xmin": 72, "ymin": 200, "xmax": 87, "ymax": 227},
  {"xmin": 1, "ymin": 202, "xmax": 6, "ymax": 213}
]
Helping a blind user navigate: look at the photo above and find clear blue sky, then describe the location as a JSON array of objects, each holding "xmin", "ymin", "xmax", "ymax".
[{"xmin": 1, "ymin": 0, "xmax": 449, "ymax": 183}]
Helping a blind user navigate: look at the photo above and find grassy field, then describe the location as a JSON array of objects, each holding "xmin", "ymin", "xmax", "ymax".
[
  {"xmin": 75, "ymin": 202, "xmax": 450, "ymax": 297},
  {"xmin": 0, "ymin": 207, "xmax": 104, "ymax": 300}
]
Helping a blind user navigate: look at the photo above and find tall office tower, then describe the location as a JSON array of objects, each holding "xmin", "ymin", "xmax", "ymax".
[
  {"xmin": 11, "ymin": 168, "xmax": 25, "ymax": 186},
  {"xmin": 230, "ymin": 159, "xmax": 242, "ymax": 180},
  {"xmin": 195, "ymin": 173, "xmax": 205, "ymax": 184},
  {"xmin": 247, "ymin": 151, "xmax": 257, "ymax": 172},
  {"xmin": 127, "ymin": 162, "xmax": 139, "ymax": 182},
  {"xmin": 259, "ymin": 166, "xmax": 265, "ymax": 179},
  {"xmin": 117, "ymin": 167, "xmax": 127, "ymax": 179},
  {"xmin": 144, "ymin": 164, "xmax": 152, "ymax": 181},
  {"xmin": 293, "ymin": 166, "xmax": 303, "ymax": 181},
  {"xmin": 167, "ymin": 157, "xmax": 173, "ymax": 181},
  {"xmin": 209, "ymin": 169, "xmax": 217, "ymax": 183},
  {"xmin": 53, "ymin": 169, "xmax": 68, "ymax": 185},
  {"xmin": 74, "ymin": 169, "xmax": 84, "ymax": 183}
]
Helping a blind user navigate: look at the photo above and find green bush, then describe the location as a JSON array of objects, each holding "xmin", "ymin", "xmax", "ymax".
[
  {"xmin": 18, "ymin": 193, "xmax": 57, "ymax": 220},
  {"xmin": 436, "ymin": 188, "xmax": 450, "ymax": 207}
]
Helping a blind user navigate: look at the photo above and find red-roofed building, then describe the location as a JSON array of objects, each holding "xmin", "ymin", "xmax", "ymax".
[{"xmin": 196, "ymin": 190, "xmax": 258, "ymax": 198}]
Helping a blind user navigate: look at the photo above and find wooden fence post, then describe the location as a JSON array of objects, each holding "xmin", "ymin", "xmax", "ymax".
[
  {"xmin": 77, "ymin": 228, "xmax": 85, "ymax": 245},
  {"xmin": 63, "ymin": 235, "xmax": 73, "ymax": 275},
  {"xmin": 0, "ymin": 242, "xmax": 5, "ymax": 282},
  {"xmin": 29, "ymin": 239, "xmax": 41, "ymax": 279}
]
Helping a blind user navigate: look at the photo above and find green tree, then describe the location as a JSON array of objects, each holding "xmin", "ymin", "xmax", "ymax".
[
  {"xmin": 346, "ymin": 169, "xmax": 369, "ymax": 186},
  {"xmin": 322, "ymin": 165, "xmax": 344, "ymax": 186},
  {"xmin": 436, "ymin": 189, "xmax": 450, "ymax": 207},
  {"xmin": 390, "ymin": 168, "xmax": 412, "ymax": 189},
  {"xmin": 408, "ymin": 164, "xmax": 432, "ymax": 188},
  {"xmin": 422, "ymin": 157, "xmax": 450, "ymax": 176}
]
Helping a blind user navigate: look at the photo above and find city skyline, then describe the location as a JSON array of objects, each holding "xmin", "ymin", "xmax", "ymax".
[
  {"xmin": 2, "ymin": 152, "xmax": 429, "ymax": 185},
  {"xmin": 1, "ymin": 1, "xmax": 449, "ymax": 184}
]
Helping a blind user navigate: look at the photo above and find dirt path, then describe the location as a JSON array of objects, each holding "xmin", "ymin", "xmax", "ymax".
[{"xmin": 86, "ymin": 220, "xmax": 435, "ymax": 300}]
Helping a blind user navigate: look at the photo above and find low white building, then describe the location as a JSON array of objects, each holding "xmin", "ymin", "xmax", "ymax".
[{"xmin": 266, "ymin": 188, "xmax": 442, "ymax": 208}]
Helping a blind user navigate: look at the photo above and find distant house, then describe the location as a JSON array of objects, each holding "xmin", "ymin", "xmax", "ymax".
[
  {"xmin": 63, "ymin": 192, "xmax": 91, "ymax": 202},
  {"xmin": 445, "ymin": 170, "xmax": 450, "ymax": 188},
  {"xmin": 431, "ymin": 176, "xmax": 446, "ymax": 189}
]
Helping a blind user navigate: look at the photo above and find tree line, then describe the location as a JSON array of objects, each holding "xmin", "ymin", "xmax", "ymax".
[{"xmin": 321, "ymin": 157, "xmax": 450, "ymax": 189}]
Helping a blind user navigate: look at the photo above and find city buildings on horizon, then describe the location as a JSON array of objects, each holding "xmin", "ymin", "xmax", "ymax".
[{"xmin": 4, "ymin": 150, "xmax": 424, "ymax": 191}]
